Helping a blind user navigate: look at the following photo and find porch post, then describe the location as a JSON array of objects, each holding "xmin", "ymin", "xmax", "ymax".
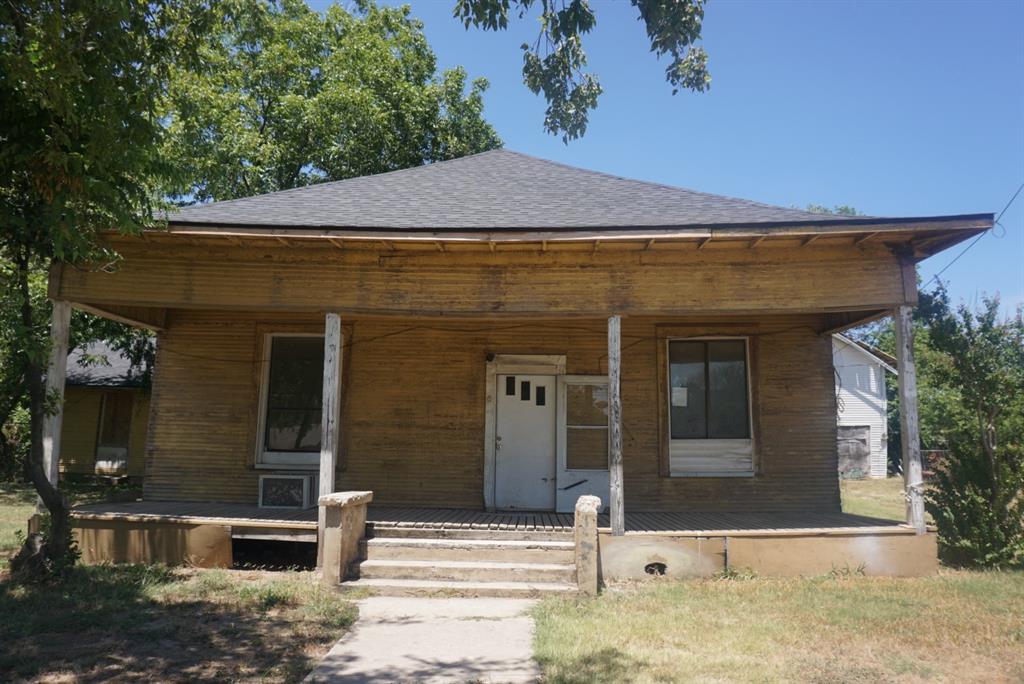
[
  {"xmin": 607, "ymin": 315, "xmax": 625, "ymax": 536},
  {"xmin": 894, "ymin": 305, "xmax": 926, "ymax": 534},
  {"xmin": 42, "ymin": 300, "xmax": 71, "ymax": 488},
  {"xmin": 318, "ymin": 313, "xmax": 343, "ymax": 559}
]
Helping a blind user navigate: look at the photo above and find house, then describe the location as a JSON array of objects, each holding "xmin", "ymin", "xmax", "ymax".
[
  {"xmin": 59, "ymin": 341, "xmax": 150, "ymax": 480},
  {"xmin": 41, "ymin": 149, "xmax": 992, "ymax": 588},
  {"xmin": 832, "ymin": 333, "xmax": 897, "ymax": 479}
]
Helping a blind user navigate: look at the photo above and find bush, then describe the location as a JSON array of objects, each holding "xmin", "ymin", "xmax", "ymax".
[{"xmin": 921, "ymin": 292, "xmax": 1024, "ymax": 568}]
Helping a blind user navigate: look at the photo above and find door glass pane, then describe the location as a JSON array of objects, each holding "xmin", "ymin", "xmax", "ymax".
[
  {"xmin": 566, "ymin": 427, "xmax": 608, "ymax": 470},
  {"xmin": 265, "ymin": 337, "xmax": 323, "ymax": 452},
  {"xmin": 707, "ymin": 340, "xmax": 749, "ymax": 439},
  {"xmin": 98, "ymin": 392, "xmax": 133, "ymax": 448},
  {"xmin": 669, "ymin": 342, "xmax": 706, "ymax": 439},
  {"xmin": 566, "ymin": 384, "xmax": 608, "ymax": 426}
]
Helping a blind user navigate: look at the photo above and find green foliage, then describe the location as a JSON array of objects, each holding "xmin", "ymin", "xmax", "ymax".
[
  {"xmin": 455, "ymin": 0, "xmax": 709, "ymax": 141},
  {"xmin": 849, "ymin": 288, "xmax": 1023, "ymax": 567},
  {"xmin": 805, "ymin": 204, "xmax": 862, "ymax": 216},
  {"xmin": 162, "ymin": 0, "xmax": 501, "ymax": 202},
  {"xmin": 921, "ymin": 291, "xmax": 1024, "ymax": 568},
  {"xmin": 0, "ymin": 0, "xmax": 214, "ymax": 572}
]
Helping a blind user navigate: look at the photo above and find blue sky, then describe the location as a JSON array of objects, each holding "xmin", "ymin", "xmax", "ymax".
[{"xmin": 317, "ymin": 0, "xmax": 1024, "ymax": 314}]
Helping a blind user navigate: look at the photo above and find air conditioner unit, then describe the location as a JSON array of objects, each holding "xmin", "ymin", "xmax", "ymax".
[{"xmin": 258, "ymin": 473, "xmax": 318, "ymax": 509}]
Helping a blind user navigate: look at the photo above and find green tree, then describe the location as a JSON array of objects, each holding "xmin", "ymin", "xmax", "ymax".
[
  {"xmin": 805, "ymin": 204, "xmax": 862, "ymax": 216},
  {"xmin": 163, "ymin": 0, "xmax": 501, "ymax": 202},
  {"xmin": 0, "ymin": 0, "xmax": 212, "ymax": 573},
  {"xmin": 920, "ymin": 291, "xmax": 1024, "ymax": 567},
  {"xmin": 455, "ymin": 0, "xmax": 710, "ymax": 141}
]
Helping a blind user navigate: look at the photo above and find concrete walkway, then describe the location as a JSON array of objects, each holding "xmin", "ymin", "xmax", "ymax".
[{"xmin": 304, "ymin": 597, "xmax": 541, "ymax": 683}]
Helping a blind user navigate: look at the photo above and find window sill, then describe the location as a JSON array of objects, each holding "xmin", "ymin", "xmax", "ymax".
[
  {"xmin": 254, "ymin": 462, "xmax": 319, "ymax": 471},
  {"xmin": 669, "ymin": 471, "xmax": 756, "ymax": 478}
]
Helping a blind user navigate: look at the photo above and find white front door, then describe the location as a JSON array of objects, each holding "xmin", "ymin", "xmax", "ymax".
[{"xmin": 495, "ymin": 374, "xmax": 556, "ymax": 510}]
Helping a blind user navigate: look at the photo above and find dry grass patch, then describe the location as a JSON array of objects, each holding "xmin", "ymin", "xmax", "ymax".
[
  {"xmin": 841, "ymin": 476, "xmax": 907, "ymax": 521},
  {"xmin": 0, "ymin": 565, "xmax": 356, "ymax": 682},
  {"xmin": 533, "ymin": 570, "xmax": 1024, "ymax": 683}
]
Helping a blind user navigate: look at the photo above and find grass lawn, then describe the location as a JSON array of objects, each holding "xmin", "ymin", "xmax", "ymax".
[
  {"xmin": 0, "ymin": 565, "xmax": 355, "ymax": 682},
  {"xmin": 840, "ymin": 476, "xmax": 906, "ymax": 520},
  {"xmin": 534, "ymin": 570, "xmax": 1024, "ymax": 683}
]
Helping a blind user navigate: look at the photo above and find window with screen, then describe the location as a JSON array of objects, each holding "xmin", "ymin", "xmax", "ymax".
[
  {"xmin": 667, "ymin": 339, "xmax": 753, "ymax": 475},
  {"xmin": 565, "ymin": 382, "xmax": 609, "ymax": 470},
  {"xmin": 260, "ymin": 336, "xmax": 324, "ymax": 465}
]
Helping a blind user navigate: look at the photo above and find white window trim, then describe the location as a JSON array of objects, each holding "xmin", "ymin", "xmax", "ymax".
[
  {"xmin": 254, "ymin": 332, "xmax": 325, "ymax": 470},
  {"xmin": 557, "ymin": 374, "xmax": 610, "ymax": 474},
  {"xmin": 666, "ymin": 336, "xmax": 756, "ymax": 477}
]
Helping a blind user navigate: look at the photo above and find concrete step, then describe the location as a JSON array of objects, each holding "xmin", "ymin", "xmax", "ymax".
[
  {"xmin": 361, "ymin": 537, "xmax": 575, "ymax": 563},
  {"xmin": 367, "ymin": 524, "xmax": 572, "ymax": 543},
  {"xmin": 356, "ymin": 558, "xmax": 576, "ymax": 584},
  {"xmin": 339, "ymin": 577, "xmax": 577, "ymax": 598}
]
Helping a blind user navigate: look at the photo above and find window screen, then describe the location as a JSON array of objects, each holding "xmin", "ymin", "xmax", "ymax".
[
  {"xmin": 264, "ymin": 337, "xmax": 323, "ymax": 453},
  {"xmin": 98, "ymin": 392, "xmax": 133, "ymax": 448},
  {"xmin": 565, "ymin": 383, "xmax": 609, "ymax": 470},
  {"xmin": 669, "ymin": 340, "xmax": 749, "ymax": 440}
]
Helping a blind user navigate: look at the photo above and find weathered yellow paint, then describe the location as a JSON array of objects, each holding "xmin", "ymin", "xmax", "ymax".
[
  {"xmin": 54, "ymin": 240, "xmax": 913, "ymax": 316},
  {"xmin": 142, "ymin": 310, "xmax": 841, "ymax": 512},
  {"xmin": 59, "ymin": 386, "xmax": 149, "ymax": 478}
]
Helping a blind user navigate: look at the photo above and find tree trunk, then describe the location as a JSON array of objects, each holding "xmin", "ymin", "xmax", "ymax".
[{"xmin": 16, "ymin": 251, "xmax": 71, "ymax": 568}]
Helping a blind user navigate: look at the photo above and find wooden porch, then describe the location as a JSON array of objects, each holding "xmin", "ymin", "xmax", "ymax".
[{"xmin": 71, "ymin": 500, "xmax": 914, "ymax": 537}]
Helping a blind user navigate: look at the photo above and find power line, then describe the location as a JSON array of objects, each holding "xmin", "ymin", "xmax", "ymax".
[{"xmin": 923, "ymin": 180, "xmax": 1023, "ymax": 290}]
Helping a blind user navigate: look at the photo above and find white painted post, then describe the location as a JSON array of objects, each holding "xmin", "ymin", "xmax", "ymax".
[
  {"xmin": 318, "ymin": 313, "xmax": 343, "ymax": 562},
  {"xmin": 607, "ymin": 315, "xmax": 625, "ymax": 536},
  {"xmin": 895, "ymin": 305, "xmax": 926, "ymax": 534},
  {"xmin": 42, "ymin": 301, "xmax": 71, "ymax": 488}
]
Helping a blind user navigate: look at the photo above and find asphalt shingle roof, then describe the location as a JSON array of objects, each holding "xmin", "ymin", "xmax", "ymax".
[
  {"xmin": 66, "ymin": 341, "xmax": 148, "ymax": 388},
  {"xmin": 169, "ymin": 149, "xmax": 862, "ymax": 231}
]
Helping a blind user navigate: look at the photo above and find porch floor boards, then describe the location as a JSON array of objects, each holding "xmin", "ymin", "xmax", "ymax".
[{"xmin": 70, "ymin": 501, "xmax": 910, "ymax": 536}]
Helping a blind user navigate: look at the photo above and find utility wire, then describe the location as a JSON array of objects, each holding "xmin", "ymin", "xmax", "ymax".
[{"xmin": 923, "ymin": 180, "xmax": 1024, "ymax": 290}]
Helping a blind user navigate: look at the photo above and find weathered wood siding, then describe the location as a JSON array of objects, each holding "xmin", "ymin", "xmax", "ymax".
[
  {"xmin": 143, "ymin": 310, "xmax": 840, "ymax": 512},
  {"xmin": 60, "ymin": 387, "xmax": 149, "ymax": 477},
  {"xmin": 56, "ymin": 241, "xmax": 909, "ymax": 317}
]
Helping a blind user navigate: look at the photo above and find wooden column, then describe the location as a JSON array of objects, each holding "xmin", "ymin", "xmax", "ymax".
[
  {"xmin": 607, "ymin": 315, "xmax": 625, "ymax": 536},
  {"xmin": 42, "ymin": 300, "xmax": 71, "ymax": 487},
  {"xmin": 895, "ymin": 305, "xmax": 926, "ymax": 534},
  {"xmin": 318, "ymin": 313, "xmax": 343, "ymax": 560}
]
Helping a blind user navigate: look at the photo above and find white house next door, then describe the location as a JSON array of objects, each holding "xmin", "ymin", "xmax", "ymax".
[{"xmin": 495, "ymin": 374, "xmax": 557, "ymax": 510}]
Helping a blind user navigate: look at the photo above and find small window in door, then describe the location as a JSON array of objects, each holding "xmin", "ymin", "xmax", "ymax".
[
  {"xmin": 565, "ymin": 383, "xmax": 609, "ymax": 470},
  {"xmin": 98, "ymin": 392, "xmax": 133, "ymax": 450}
]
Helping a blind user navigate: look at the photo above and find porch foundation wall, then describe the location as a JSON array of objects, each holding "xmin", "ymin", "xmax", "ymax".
[
  {"xmin": 72, "ymin": 518, "xmax": 232, "ymax": 568},
  {"xmin": 597, "ymin": 531, "xmax": 938, "ymax": 581}
]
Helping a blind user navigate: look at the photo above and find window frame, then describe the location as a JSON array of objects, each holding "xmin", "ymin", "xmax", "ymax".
[
  {"xmin": 254, "ymin": 332, "xmax": 325, "ymax": 470},
  {"xmin": 557, "ymin": 374, "xmax": 610, "ymax": 474},
  {"xmin": 663, "ymin": 335, "xmax": 756, "ymax": 478},
  {"xmin": 96, "ymin": 390, "xmax": 134, "ymax": 450}
]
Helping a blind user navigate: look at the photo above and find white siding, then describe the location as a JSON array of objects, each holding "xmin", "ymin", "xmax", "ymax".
[{"xmin": 832, "ymin": 337, "xmax": 889, "ymax": 478}]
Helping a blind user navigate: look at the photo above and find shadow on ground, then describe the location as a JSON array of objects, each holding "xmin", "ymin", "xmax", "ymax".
[
  {"xmin": 0, "ymin": 564, "xmax": 351, "ymax": 683},
  {"xmin": 535, "ymin": 647, "xmax": 642, "ymax": 684}
]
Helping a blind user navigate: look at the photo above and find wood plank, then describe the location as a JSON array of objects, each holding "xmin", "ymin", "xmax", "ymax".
[
  {"xmin": 318, "ymin": 312, "xmax": 343, "ymax": 565},
  {"xmin": 43, "ymin": 301, "xmax": 72, "ymax": 486},
  {"xmin": 896, "ymin": 304, "xmax": 926, "ymax": 533},
  {"xmin": 608, "ymin": 315, "xmax": 625, "ymax": 536}
]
